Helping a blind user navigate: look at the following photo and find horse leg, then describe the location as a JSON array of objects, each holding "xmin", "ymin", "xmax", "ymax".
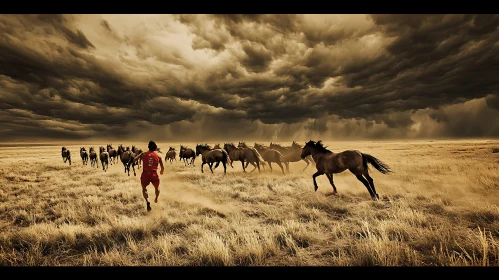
[
  {"xmin": 363, "ymin": 169, "xmax": 379, "ymax": 200},
  {"xmin": 201, "ymin": 162, "xmax": 205, "ymax": 173},
  {"xmin": 208, "ymin": 162, "xmax": 214, "ymax": 174},
  {"xmin": 301, "ymin": 158, "xmax": 310, "ymax": 172},
  {"xmin": 132, "ymin": 164, "xmax": 136, "ymax": 176},
  {"xmin": 351, "ymin": 169, "xmax": 376, "ymax": 200},
  {"xmin": 285, "ymin": 162, "xmax": 289, "ymax": 173},
  {"xmin": 276, "ymin": 161, "xmax": 285, "ymax": 175},
  {"xmin": 222, "ymin": 161, "xmax": 227, "ymax": 174},
  {"xmin": 241, "ymin": 161, "xmax": 246, "ymax": 172},
  {"xmin": 325, "ymin": 174, "xmax": 338, "ymax": 195},
  {"xmin": 249, "ymin": 162, "xmax": 258, "ymax": 173},
  {"xmin": 268, "ymin": 162, "xmax": 273, "ymax": 173},
  {"xmin": 214, "ymin": 161, "xmax": 220, "ymax": 169},
  {"xmin": 312, "ymin": 171, "xmax": 324, "ymax": 192}
]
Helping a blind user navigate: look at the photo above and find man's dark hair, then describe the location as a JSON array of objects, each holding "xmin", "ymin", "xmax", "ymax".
[{"xmin": 148, "ymin": 140, "xmax": 157, "ymax": 151}]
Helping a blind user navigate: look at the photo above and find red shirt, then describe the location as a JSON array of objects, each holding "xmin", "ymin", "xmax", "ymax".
[{"xmin": 143, "ymin": 151, "xmax": 159, "ymax": 172}]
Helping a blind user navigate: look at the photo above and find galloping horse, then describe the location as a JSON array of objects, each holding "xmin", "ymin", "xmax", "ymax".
[
  {"xmin": 131, "ymin": 145, "xmax": 143, "ymax": 169},
  {"xmin": 224, "ymin": 142, "xmax": 264, "ymax": 173},
  {"xmin": 107, "ymin": 144, "xmax": 118, "ymax": 165},
  {"xmin": 80, "ymin": 147, "xmax": 89, "ymax": 165},
  {"xmin": 99, "ymin": 146, "xmax": 110, "ymax": 172},
  {"xmin": 61, "ymin": 147, "xmax": 71, "ymax": 165},
  {"xmin": 270, "ymin": 141, "xmax": 314, "ymax": 173},
  {"xmin": 253, "ymin": 143, "xmax": 286, "ymax": 175},
  {"xmin": 236, "ymin": 142, "xmax": 267, "ymax": 173},
  {"xmin": 195, "ymin": 144, "xmax": 231, "ymax": 174},
  {"xmin": 89, "ymin": 147, "xmax": 98, "ymax": 168},
  {"xmin": 180, "ymin": 145, "xmax": 196, "ymax": 166},
  {"xmin": 118, "ymin": 144, "xmax": 136, "ymax": 176},
  {"xmin": 300, "ymin": 140, "xmax": 392, "ymax": 201},
  {"xmin": 165, "ymin": 147, "xmax": 177, "ymax": 164}
]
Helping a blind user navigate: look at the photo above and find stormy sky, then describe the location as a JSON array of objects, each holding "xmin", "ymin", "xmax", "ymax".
[{"xmin": 0, "ymin": 14, "xmax": 498, "ymax": 142}]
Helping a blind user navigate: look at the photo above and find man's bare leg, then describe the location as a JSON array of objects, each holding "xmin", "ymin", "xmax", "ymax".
[
  {"xmin": 154, "ymin": 187, "xmax": 160, "ymax": 203},
  {"xmin": 143, "ymin": 188, "xmax": 151, "ymax": 211}
]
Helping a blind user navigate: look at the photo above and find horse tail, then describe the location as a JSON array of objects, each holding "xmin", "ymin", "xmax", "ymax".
[
  {"xmin": 221, "ymin": 149, "xmax": 231, "ymax": 166},
  {"xmin": 275, "ymin": 150, "xmax": 285, "ymax": 162},
  {"xmin": 250, "ymin": 147, "xmax": 266, "ymax": 166},
  {"xmin": 361, "ymin": 153, "xmax": 392, "ymax": 174}
]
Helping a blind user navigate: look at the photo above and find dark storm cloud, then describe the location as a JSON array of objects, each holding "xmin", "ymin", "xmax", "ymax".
[
  {"xmin": 0, "ymin": 14, "xmax": 498, "ymax": 141},
  {"xmin": 240, "ymin": 42, "xmax": 273, "ymax": 73},
  {"xmin": 37, "ymin": 14, "xmax": 95, "ymax": 49}
]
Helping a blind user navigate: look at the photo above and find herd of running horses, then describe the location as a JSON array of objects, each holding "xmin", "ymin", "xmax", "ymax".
[{"xmin": 60, "ymin": 140, "xmax": 392, "ymax": 201}]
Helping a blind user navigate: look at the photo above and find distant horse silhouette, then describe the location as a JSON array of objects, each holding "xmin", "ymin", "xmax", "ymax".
[
  {"xmin": 99, "ymin": 146, "xmax": 110, "ymax": 172},
  {"xmin": 89, "ymin": 147, "xmax": 98, "ymax": 168},
  {"xmin": 132, "ymin": 145, "xmax": 143, "ymax": 169},
  {"xmin": 196, "ymin": 144, "xmax": 231, "ymax": 174},
  {"xmin": 270, "ymin": 141, "xmax": 313, "ymax": 173},
  {"xmin": 253, "ymin": 143, "xmax": 286, "ymax": 175},
  {"xmin": 300, "ymin": 140, "xmax": 392, "ymax": 201},
  {"xmin": 236, "ymin": 142, "xmax": 267, "ymax": 173},
  {"xmin": 180, "ymin": 145, "xmax": 196, "ymax": 166},
  {"xmin": 165, "ymin": 147, "xmax": 177, "ymax": 164},
  {"xmin": 80, "ymin": 147, "xmax": 89, "ymax": 165},
  {"xmin": 107, "ymin": 144, "xmax": 118, "ymax": 165},
  {"xmin": 224, "ymin": 142, "xmax": 263, "ymax": 173},
  {"xmin": 118, "ymin": 144, "xmax": 136, "ymax": 176},
  {"xmin": 61, "ymin": 147, "xmax": 71, "ymax": 165},
  {"xmin": 213, "ymin": 143, "xmax": 221, "ymax": 149}
]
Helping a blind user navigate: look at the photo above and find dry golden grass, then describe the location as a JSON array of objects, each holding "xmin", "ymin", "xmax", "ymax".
[{"xmin": 1, "ymin": 139, "xmax": 499, "ymax": 266}]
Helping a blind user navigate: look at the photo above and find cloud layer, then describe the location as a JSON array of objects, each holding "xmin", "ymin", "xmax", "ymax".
[{"xmin": 0, "ymin": 14, "xmax": 498, "ymax": 142}]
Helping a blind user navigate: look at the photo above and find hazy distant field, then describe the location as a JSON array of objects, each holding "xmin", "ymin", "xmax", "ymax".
[{"xmin": 1, "ymin": 139, "xmax": 499, "ymax": 266}]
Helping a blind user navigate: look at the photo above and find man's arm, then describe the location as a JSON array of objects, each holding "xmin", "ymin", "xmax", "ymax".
[
  {"xmin": 133, "ymin": 152, "xmax": 144, "ymax": 164},
  {"xmin": 159, "ymin": 156, "xmax": 165, "ymax": 175}
]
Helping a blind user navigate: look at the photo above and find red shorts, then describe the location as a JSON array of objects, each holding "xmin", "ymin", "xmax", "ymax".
[{"xmin": 141, "ymin": 171, "xmax": 160, "ymax": 189}]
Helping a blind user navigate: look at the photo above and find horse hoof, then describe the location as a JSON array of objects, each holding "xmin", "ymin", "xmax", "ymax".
[{"xmin": 314, "ymin": 186, "xmax": 318, "ymax": 192}]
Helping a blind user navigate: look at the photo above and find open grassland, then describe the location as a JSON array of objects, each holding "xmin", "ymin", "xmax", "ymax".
[{"xmin": 1, "ymin": 139, "xmax": 499, "ymax": 266}]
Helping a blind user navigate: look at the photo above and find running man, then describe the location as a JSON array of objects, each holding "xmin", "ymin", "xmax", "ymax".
[{"xmin": 133, "ymin": 140, "xmax": 165, "ymax": 211}]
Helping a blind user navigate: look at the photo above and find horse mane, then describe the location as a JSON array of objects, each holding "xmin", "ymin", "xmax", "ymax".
[
  {"xmin": 270, "ymin": 142, "xmax": 283, "ymax": 147},
  {"xmin": 291, "ymin": 141, "xmax": 303, "ymax": 148},
  {"xmin": 309, "ymin": 140, "xmax": 332, "ymax": 153},
  {"xmin": 197, "ymin": 143, "xmax": 212, "ymax": 149},
  {"xmin": 254, "ymin": 142, "xmax": 268, "ymax": 149},
  {"xmin": 225, "ymin": 142, "xmax": 236, "ymax": 148}
]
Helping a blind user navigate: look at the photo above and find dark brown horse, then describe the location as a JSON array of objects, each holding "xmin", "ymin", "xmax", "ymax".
[
  {"xmin": 196, "ymin": 144, "xmax": 231, "ymax": 174},
  {"xmin": 132, "ymin": 145, "xmax": 143, "ymax": 169},
  {"xmin": 107, "ymin": 144, "xmax": 118, "ymax": 165},
  {"xmin": 165, "ymin": 147, "xmax": 177, "ymax": 164},
  {"xmin": 80, "ymin": 147, "xmax": 89, "ymax": 165},
  {"xmin": 118, "ymin": 144, "xmax": 136, "ymax": 176},
  {"xmin": 225, "ymin": 142, "xmax": 264, "ymax": 173},
  {"xmin": 270, "ymin": 141, "xmax": 313, "ymax": 173},
  {"xmin": 61, "ymin": 147, "xmax": 71, "ymax": 165},
  {"xmin": 180, "ymin": 145, "xmax": 196, "ymax": 166},
  {"xmin": 237, "ymin": 142, "xmax": 267, "ymax": 172},
  {"xmin": 300, "ymin": 140, "xmax": 392, "ymax": 201},
  {"xmin": 89, "ymin": 147, "xmax": 98, "ymax": 168},
  {"xmin": 99, "ymin": 146, "xmax": 110, "ymax": 172},
  {"xmin": 253, "ymin": 143, "xmax": 286, "ymax": 175}
]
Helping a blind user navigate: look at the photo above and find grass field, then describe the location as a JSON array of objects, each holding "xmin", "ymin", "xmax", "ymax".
[{"xmin": 1, "ymin": 139, "xmax": 499, "ymax": 266}]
